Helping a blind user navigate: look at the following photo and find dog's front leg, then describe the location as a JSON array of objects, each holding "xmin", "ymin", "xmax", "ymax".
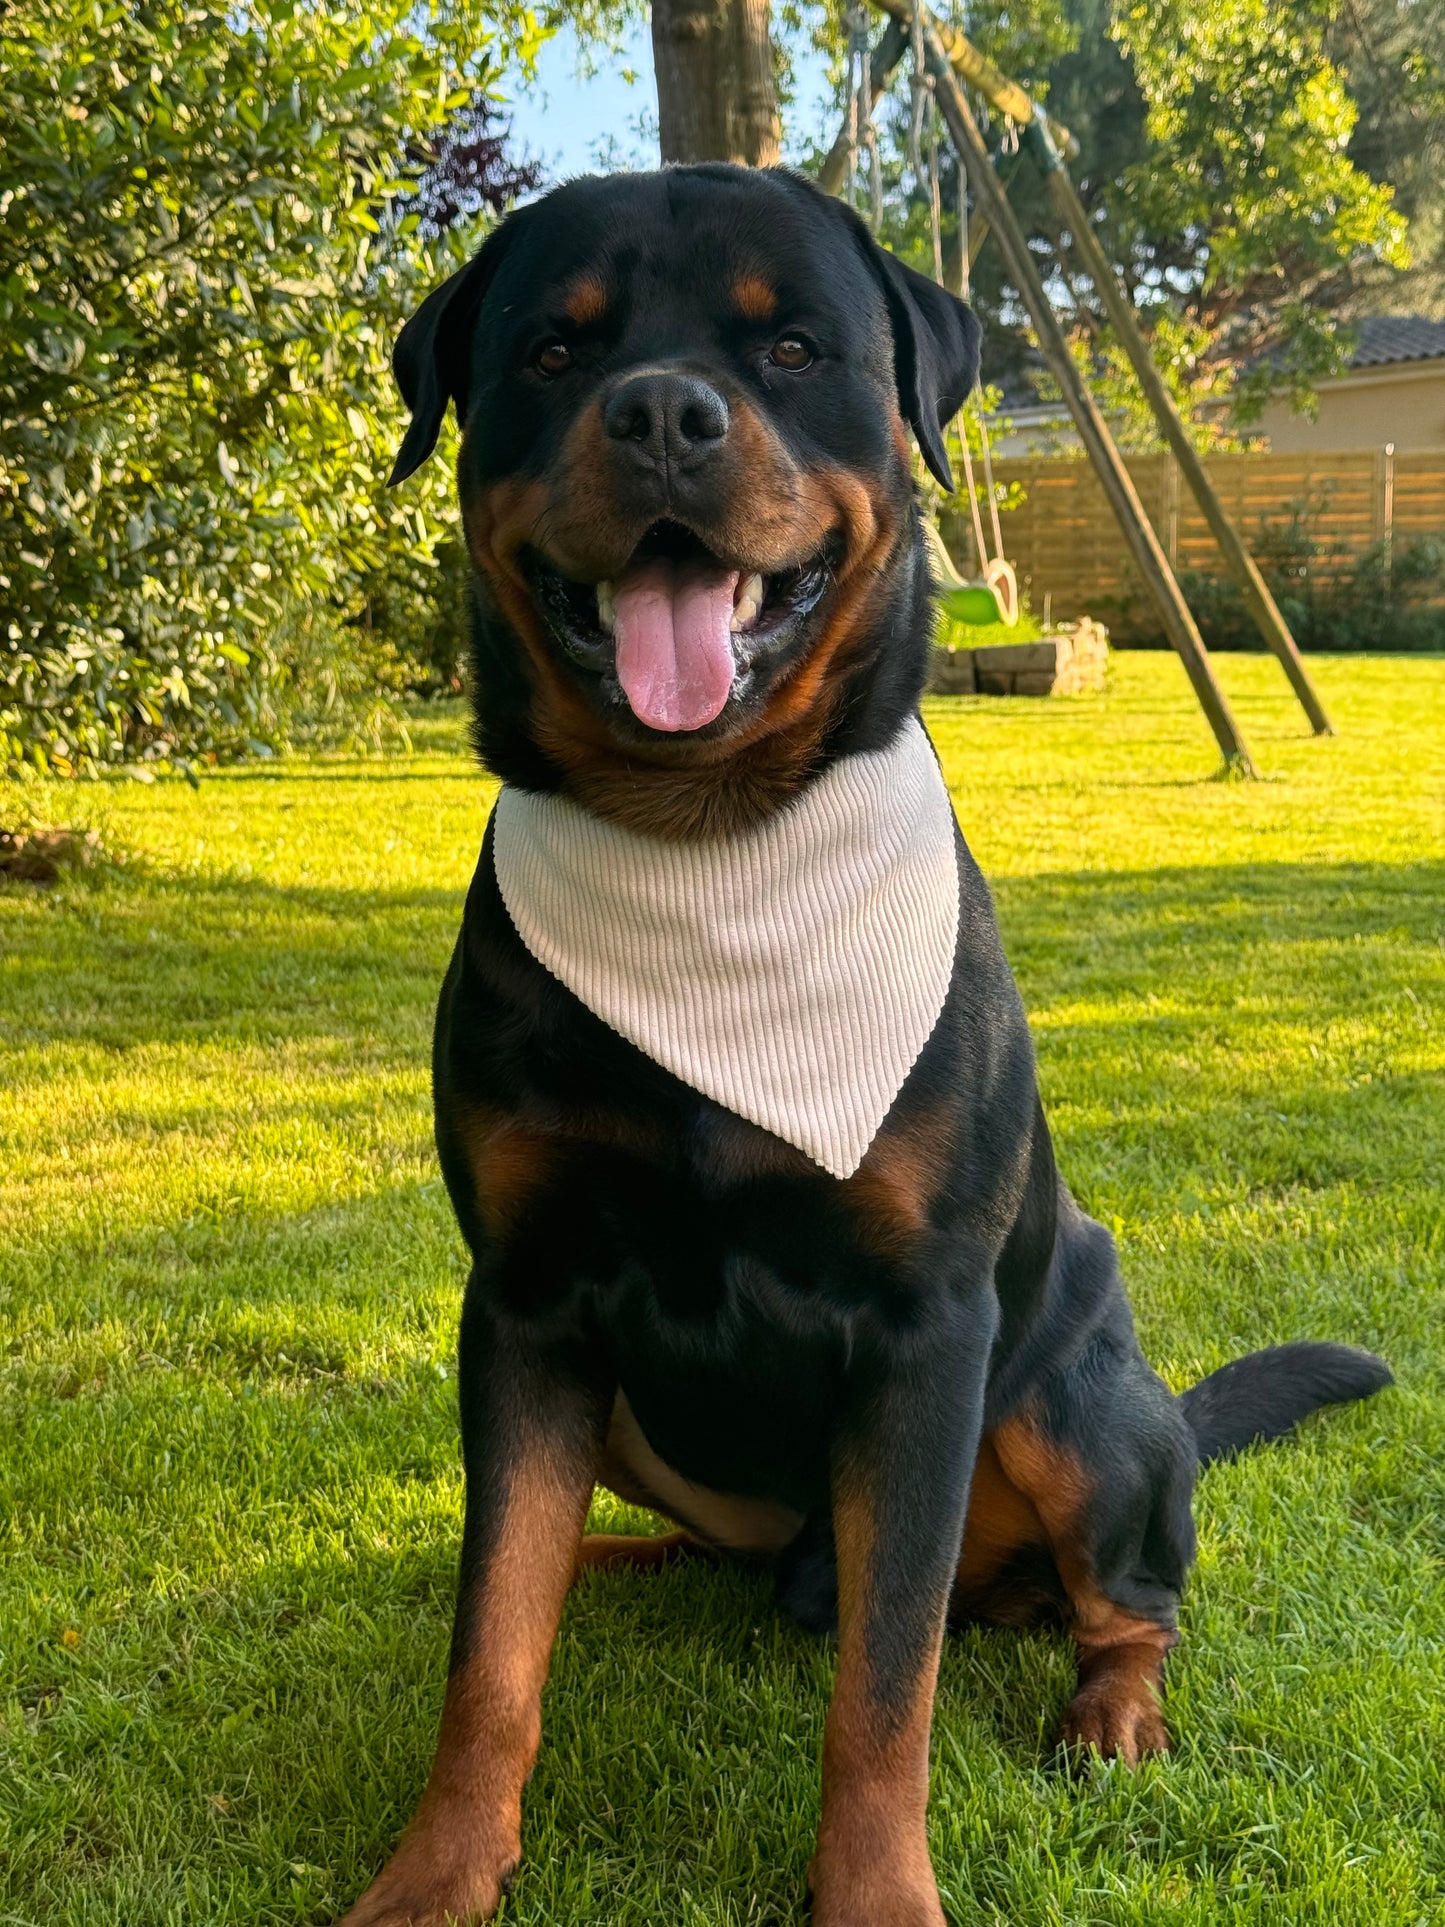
[
  {"xmin": 339, "ymin": 1281, "xmax": 610, "ymax": 1927},
  {"xmin": 810, "ymin": 1315, "xmax": 989, "ymax": 1927}
]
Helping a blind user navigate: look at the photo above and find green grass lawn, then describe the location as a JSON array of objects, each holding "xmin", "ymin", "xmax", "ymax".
[{"xmin": 3, "ymin": 652, "xmax": 1443, "ymax": 1927}]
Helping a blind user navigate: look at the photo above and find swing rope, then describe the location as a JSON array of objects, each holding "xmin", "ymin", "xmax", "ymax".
[
  {"xmin": 904, "ymin": 27, "xmax": 1017, "ymax": 630},
  {"xmin": 843, "ymin": 6, "xmax": 886, "ymax": 231},
  {"xmin": 832, "ymin": 4, "xmax": 1014, "ymax": 627},
  {"xmin": 956, "ymin": 402, "xmax": 991, "ymax": 573},
  {"xmin": 980, "ymin": 399, "xmax": 1005, "ymax": 562}
]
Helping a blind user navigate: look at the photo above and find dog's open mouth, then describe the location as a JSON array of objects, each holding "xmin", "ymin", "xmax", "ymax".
[{"xmin": 531, "ymin": 522, "xmax": 833, "ymax": 733}]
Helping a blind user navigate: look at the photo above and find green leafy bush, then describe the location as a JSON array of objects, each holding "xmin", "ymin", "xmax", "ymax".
[
  {"xmin": 0, "ymin": 0, "xmax": 541, "ymax": 774},
  {"xmin": 1181, "ymin": 518, "xmax": 1445, "ymax": 652}
]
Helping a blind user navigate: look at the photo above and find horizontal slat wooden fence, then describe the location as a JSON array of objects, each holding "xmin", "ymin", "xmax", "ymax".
[{"xmin": 940, "ymin": 449, "xmax": 1445, "ymax": 641}]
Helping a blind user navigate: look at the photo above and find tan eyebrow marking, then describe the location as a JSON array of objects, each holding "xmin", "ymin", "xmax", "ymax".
[
  {"xmin": 731, "ymin": 273, "xmax": 778, "ymax": 321},
  {"xmin": 562, "ymin": 275, "xmax": 609, "ymax": 325}
]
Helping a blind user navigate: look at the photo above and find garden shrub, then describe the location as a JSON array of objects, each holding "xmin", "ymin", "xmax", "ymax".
[
  {"xmin": 0, "ymin": 0, "xmax": 540, "ymax": 775},
  {"xmin": 1181, "ymin": 513, "xmax": 1445, "ymax": 653}
]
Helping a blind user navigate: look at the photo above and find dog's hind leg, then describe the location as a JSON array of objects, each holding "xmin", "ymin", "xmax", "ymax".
[
  {"xmin": 591, "ymin": 1390, "xmax": 803, "ymax": 1559},
  {"xmin": 580, "ymin": 1430, "xmax": 707, "ymax": 1576},
  {"xmin": 990, "ymin": 1352, "xmax": 1197, "ymax": 1766}
]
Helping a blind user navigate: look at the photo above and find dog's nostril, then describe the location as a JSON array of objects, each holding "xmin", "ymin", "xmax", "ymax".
[
  {"xmin": 603, "ymin": 382, "xmax": 657, "ymax": 446},
  {"xmin": 679, "ymin": 389, "xmax": 728, "ymax": 443}
]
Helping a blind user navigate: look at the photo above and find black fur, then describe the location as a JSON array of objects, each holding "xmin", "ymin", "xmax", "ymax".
[
  {"xmin": 840, "ymin": 202, "xmax": 982, "ymax": 490},
  {"xmin": 1181, "ymin": 1342, "xmax": 1394, "ymax": 1466}
]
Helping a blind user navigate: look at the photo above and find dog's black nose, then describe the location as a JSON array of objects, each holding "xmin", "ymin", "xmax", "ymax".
[{"xmin": 603, "ymin": 372, "xmax": 729, "ymax": 464}]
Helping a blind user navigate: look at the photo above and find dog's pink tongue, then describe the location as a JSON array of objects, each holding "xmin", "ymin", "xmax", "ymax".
[{"xmin": 612, "ymin": 558, "xmax": 739, "ymax": 732}]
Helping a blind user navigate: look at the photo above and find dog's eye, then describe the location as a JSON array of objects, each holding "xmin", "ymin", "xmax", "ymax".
[
  {"xmin": 534, "ymin": 340, "xmax": 574, "ymax": 377},
  {"xmin": 768, "ymin": 336, "xmax": 814, "ymax": 371}
]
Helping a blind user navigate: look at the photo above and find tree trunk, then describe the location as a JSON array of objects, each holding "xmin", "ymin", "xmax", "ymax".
[{"xmin": 651, "ymin": 0, "xmax": 780, "ymax": 166}]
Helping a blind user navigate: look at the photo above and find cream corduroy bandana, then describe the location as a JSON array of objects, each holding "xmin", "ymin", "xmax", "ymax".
[{"xmin": 491, "ymin": 717, "xmax": 960, "ymax": 1179}]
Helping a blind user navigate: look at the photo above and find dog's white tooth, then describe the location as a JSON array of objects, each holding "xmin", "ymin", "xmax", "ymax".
[
  {"xmin": 596, "ymin": 581, "xmax": 615, "ymax": 634},
  {"xmin": 730, "ymin": 573, "xmax": 764, "ymax": 633}
]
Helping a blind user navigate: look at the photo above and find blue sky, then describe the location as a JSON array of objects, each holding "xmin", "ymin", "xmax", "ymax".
[{"xmin": 500, "ymin": 21, "xmax": 839, "ymax": 182}]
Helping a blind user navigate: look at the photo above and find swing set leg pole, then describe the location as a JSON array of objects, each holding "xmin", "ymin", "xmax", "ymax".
[
  {"xmin": 917, "ymin": 16, "xmax": 1256, "ymax": 775},
  {"xmin": 1032, "ymin": 130, "xmax": 1333, "ymax": 738}
]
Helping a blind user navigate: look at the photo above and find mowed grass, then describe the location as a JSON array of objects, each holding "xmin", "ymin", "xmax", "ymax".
[{"xmin": 2, "ymin": 652, "xmax": 1443, "ymax": 1927}]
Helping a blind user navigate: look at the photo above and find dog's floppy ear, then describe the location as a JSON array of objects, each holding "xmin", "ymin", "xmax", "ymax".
[
  {"xmin": 389, "ymin": 220, "xmax": 518, "ymax": 486},
  {"xmin": 854, "ymin": 227, "xmax": 982, "ymax": 491}
]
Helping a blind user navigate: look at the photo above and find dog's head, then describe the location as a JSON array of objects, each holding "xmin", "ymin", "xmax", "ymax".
[{"xmin": 392, "ymin": 166, "xmax": 979, "ymax": 836}]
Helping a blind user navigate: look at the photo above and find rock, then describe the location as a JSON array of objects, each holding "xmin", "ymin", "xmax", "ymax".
[
  {"xmin": 929, "ymin": 618, "xmax": 1109, "ymax": 698},
  {"xmin": 929, "ymin": 648, "xmax": 977, "ymax": 694}
]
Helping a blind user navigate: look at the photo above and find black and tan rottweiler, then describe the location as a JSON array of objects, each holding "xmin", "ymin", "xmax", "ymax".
[{"xmin": 338, "ymin": 166, "xmax": 1391, "ymax": 1927}]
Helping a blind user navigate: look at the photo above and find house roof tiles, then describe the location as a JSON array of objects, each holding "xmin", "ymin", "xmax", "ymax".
[{"xmin": 1349, "ymin": 316, "xmax": 1445, "ymax": 368}]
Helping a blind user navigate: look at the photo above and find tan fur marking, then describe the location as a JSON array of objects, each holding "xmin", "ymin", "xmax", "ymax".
[
  {"xmin": 843, "ymin": 1100, "xmax": 955, "ymax": 1257},
  {"xmin": 1062, "ymin": 1636, "xmax": 1173, "ymax": 1765},
  {"xmin": 731, "ymin": 272, "xmax": 777, "ymax": 321},
  {"xmin": 562, "ymin": 275, "xmax": 608, "ymax": 325},
  {"xmin": 812, "ymin": 1484, "xmax": 945, "ymax": 1926},
  {"xmin": 599, "ymin": 1392, "xmax": 802, "ymax": 1554},
  {"xmin": 574, "ymin": 1528, "xmax": 703, "ymax": 1576},
  {"xmin": 954, "ymin": 1433, "xmax": 1048, "ymax": 1592},
  {"xmin": 458, "ymin": 1100, "xmax": 669, "ymax": 1241},
  {"xmin": 461, "ymin": 1110, "xmax": 556, "ymax": 1237},
  {"xmin": 464, "ymin": 392, "xmax": 910, "ymax": 842},
  {"xmin": 538, "ymin": 445, "xmax": 899, "ymax": 841},
  {"xmin": 992, "ymin": 1414, "xmax": 1177, "ymax": 1763},
  {"xmin": 991, "ymin": 1414, "xmax": 1089, "ymax": 1515}
]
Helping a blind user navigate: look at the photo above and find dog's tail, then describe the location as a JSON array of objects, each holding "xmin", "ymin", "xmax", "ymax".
[{"xmin": 1180, "ymin": 1342, "xmax": 1392, "ymax": 1467}]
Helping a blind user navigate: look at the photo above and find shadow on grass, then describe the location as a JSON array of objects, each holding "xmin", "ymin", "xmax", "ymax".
[{"xmin": 5, "ymin": 856, "xmax": 1442, "ymax": 1060}]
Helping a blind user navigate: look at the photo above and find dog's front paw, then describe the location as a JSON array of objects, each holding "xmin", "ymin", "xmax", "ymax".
[
  {"xmin": 337, "ymin": 1805, "xmax": 519, "ymax": 1927},
  {"xmin": 1061, "ymin": 1676, "xmax": 1171, "ymax": 1767},
  {"xmin": 809, "ymin": 1857, "xmax": 946, "ymax": 1927}
]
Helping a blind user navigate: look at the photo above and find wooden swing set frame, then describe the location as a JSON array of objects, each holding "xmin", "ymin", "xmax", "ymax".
[{"xmin": 827, "ymin": 0, "xmax": 1335, "ymax": 772}]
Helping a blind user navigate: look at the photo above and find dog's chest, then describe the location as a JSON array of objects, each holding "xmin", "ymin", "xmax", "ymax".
[{"xmin": 593, "ymin": 1219, "xmax": 857, "ymax": 1514}]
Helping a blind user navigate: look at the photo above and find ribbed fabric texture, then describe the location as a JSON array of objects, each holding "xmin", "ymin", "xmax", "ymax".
[{"xmin": 491, "ymin": 716, "xmax": 960, "ymax": 1179}]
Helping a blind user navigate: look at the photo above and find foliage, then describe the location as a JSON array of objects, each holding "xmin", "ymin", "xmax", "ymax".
[
  {"xmin": 914, "ymin": 383, "xmax": 1027, "ymax": 524},
  {"xmin": 803, "ymin": 0, "xmax": 1076, "ymax": 119},
  {"xmin": 1111, "ymin": 0, "xmax": 1409, "ymax": 415},
  {"xmin": 1329, "ymin": 0, "xmax": 1445, "ymax": 318},
  {"xmin": 412, "ymin": 93, "xmax": 546, "ymax": 234},
  {"xmin": 815, "ymin": 0, "xmax": 1423, "ymax": 429},
  {"xmin": 1028, "ymin": 316, "xmax": 1262, "ymax": 453},
  {"xmin": 0, "ymin": 0, "xmax": 544, "ymax": 775},
  {"xmin": 3, "ymin": 657, "xmax": 1442, "ymax": 1924},
  {"xmin": 1181, "ymin": 527, "xmax": 1445, "ymax": 652}
]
